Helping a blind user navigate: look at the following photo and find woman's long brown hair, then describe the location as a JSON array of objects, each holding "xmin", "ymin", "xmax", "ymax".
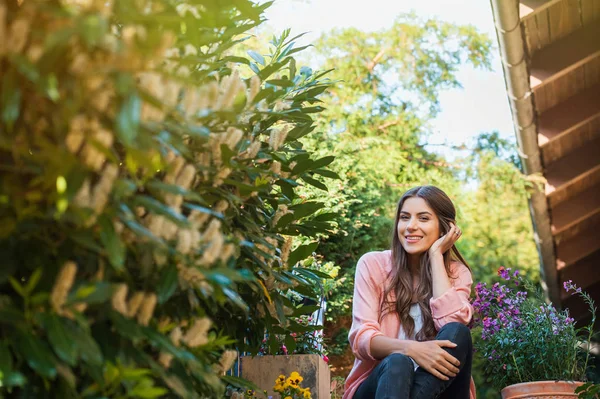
[{"xmin": 380, "ymin": 185, "xmax": 471, "ymax": 341}]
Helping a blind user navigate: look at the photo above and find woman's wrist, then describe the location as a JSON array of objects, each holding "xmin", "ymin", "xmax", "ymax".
[
  {"xmin": 428, "ymin": 250, "xmax": 444, "ymax": 263},
  {"xmin": 397, "ymin": 339, "xmax": 416, "ymax": 358}
]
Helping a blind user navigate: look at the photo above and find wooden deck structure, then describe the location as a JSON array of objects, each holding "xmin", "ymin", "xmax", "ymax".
[{"xmin": 491, "ymin": 0, "xmax": 600, "ymax": 324}]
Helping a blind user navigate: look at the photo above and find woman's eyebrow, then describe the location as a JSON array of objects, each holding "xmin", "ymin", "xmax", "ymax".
[{"xmin": 400, "ymin": 211, "xmax": 432, "ymax": 215}]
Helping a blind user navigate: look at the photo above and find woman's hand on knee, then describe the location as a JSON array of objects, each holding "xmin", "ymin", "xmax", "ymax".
[{"xmin": 405, "ymin": 340, "xmax": 460, "ymax": 381}]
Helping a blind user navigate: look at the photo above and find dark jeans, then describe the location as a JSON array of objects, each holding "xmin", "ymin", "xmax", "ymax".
[{"xmin": 354, "ymin": 322, "xmax": 472, "ymax": 399}]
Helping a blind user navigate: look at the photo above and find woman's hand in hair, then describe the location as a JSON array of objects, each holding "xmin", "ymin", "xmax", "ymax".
[
  {"xmin": 406, "ymin": 340, "xmax": 460, "ymax": 380},
  {"xmin": 428, "ymin": 223, "xmax": 461, "ymax": 258}
]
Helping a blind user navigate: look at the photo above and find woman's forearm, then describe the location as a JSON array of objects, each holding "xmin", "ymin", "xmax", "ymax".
[
  {"xmin": 430, "ymin": 253, "xmax": 452, "ymax": 299},
  {"xmin": 370, "ymin": 335, "xmax": 416, "ymax": 360}
]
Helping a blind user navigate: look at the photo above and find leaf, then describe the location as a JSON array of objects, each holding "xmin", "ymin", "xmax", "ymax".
[
  {"xmin": 72, "ymin": 327, "xmax": 103, "ymax": 366},
  {"xmin": 221, "ymin": 375, "xmax": 262, "ymax": 392},
  {"xmin": 0, "ymin": 341, "xmax": 13, "ymax": 373},
  {"xmin": 247, "ymin": 50, "xmax": 265, "ymax": 66},
  {"xmin": 284, "ymin": 333, "xmax": 297, "ymax": 353},
  {"xmin": 301, "ymin": 175, "xmax": 328, "ymax": 191},
  {"xmin": 146, "ymin": 181, "xmax": 204, "ymax": 203},
  {"xmin": 266, "ymin": 79, "xmax": 294, "ymax": 87},
  {"xmin": 116, "ymin": 94, "xmax": 141, "ymax": 147},
  {"xmin": 132, "ymin": 195, "xmax": 191, "ymax": 228},
  {"xmin": 70, "ymin": 282, "xmax": 113, "ymax": 304},
  {"xmin": 24, "ymin": 268, "xmax": 42, "ymax": 295},
  {"xmin": 8, "ymin": 277, "xmax": 25, "ymax": 297},
  {"xmin": 16, "ymin": 332, "xmax": 57, "ymax": 378},
  {"xmin": 221, "ymin": 287, "xmax": 249, "ymax": 312},
  {"xmin": 157, "ymin": 264, "xmax": 178, "ymax": 304},
  {"xmin": 289, "ymin": 201, "xmax": 324, "ymax": 219},
  {"xmin": 2, "ymin": 69, "xmax": 21, "ymax": 131},
  {"xmin": 288, "ymin": 242, "xmax": 319, "ymax": 266},
  {"xmin": 98, "ymin": 215, "xmax": 125, "ymax": 271},
  {"xmin": 313, "ymin": 169, "xmax": 341, "ymax": 179},
  {"xmin": 1, "ymin": 371, "xmax": 27, "ymax": 387},
  {"xmin": 45, "ymin": 314, "xmax": 77, "ymax": 366},
  {"xmin": 129, "ymin": 386, "xmax": 168, "ymax": 398},
  {"xmin": 291, "ymin": 305, "xmax": 321, "ymax": 317}
]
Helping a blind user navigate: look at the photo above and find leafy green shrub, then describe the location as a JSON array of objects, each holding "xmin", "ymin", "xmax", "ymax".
[{"xmin": 0, "ymin": 0, "xmax": 335, "ymax": 397}]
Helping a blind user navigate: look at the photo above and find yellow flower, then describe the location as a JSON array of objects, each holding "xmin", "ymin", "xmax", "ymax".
[
  {"xmin": 284, "ymin": 397, "xmax": 292, "ymax": 399},
  {"xmin": 303, "ymin": 391, "xmax": 311, "ymax": 399}
]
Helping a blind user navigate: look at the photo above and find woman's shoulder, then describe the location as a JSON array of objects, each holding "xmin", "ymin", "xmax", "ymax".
[
  {"xmin": 358, "ymin": 249, "xmax": 392, "ymax": 266},
  {"xmin": 356, "ymin": 250, "xmax": 392, "ymax": 274}
]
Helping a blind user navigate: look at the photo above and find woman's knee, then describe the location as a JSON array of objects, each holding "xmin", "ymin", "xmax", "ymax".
[
  {"xmin": 380, "ymin": 353, "xmax": 415, "ymax": 376},
  {"xmin": 439, "ymin": 322, "xmax": 472, "ymax": 349}
]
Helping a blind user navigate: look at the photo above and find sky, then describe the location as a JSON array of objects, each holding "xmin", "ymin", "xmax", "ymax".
[{"xmin": 261, "ymin": 0, "xmax": 516, "ymax": 160}]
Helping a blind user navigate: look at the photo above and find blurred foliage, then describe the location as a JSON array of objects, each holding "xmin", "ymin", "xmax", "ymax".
[{"xmin": 0, "ymin": 0, "xmax": 337, "ymax": 397}]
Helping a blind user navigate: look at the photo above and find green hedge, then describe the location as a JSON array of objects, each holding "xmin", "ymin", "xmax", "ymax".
[{"xmin": 0, "ymin": 1, "xmax": 334, "ymax": 397}]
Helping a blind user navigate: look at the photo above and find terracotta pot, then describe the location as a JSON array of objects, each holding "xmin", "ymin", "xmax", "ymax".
[{"xmin": 501, "ymin": 380, "xmax": 584, "ymax": 399}]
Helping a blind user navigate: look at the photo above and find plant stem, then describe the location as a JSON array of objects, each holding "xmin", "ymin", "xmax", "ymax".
[{"xmin": 512, "ymin": 352, "xmax": 523, "ymax": 382}]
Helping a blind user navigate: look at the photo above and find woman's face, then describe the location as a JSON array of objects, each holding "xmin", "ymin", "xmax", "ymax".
[{"xmin": 397, "ymin": 197, "xmax": 441, "ymax": 255}]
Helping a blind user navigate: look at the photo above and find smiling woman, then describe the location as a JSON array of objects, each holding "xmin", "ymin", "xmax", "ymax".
[{"xmin": 344, "ymin": 185, "xmax": 475, "ymax": 399}]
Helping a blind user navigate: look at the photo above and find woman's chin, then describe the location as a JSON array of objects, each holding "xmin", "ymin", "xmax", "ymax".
[{"xmin": 401, "ymin": 246, "xmax": 427, "ymax": 255}]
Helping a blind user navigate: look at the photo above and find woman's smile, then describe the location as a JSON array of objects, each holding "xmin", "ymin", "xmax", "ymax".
[{"xmin": 397, "ymin": 197, "xmax": 441, "ymax": 255}]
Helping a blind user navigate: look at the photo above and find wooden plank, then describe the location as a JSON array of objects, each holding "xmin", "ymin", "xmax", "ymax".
[
  {"xmin": 547, "ymin": 164, "xmax": 600, "ymax": 207},
  {"xmin": 547, "ymin": 0, "xmax": 582, "ymax": 42},
  {"xmin": 584, "ymin": 51, "xmax": 600, "ymax": 87},
  {"xmin": 535, "ymin": 9, "xmax": 551, "ymax": 49},
  {"xmin": 520, "ymin": 0, "xmax": 563, "ymax": 20},
  {"xmin": 523, "ymin": 17, "xmax": 540, "ymax": 54},
  {"xmin": 595, "ymin": 0, "xmax": 600, "ymax": 20},
  {"xmin": 581, "ymin": 0, "xmax": 596, "ymax": 26},
  {"xmin": 529, "ymin": 23, "xmax": 600, "ymax": 87},
  {"xmin": 533, "ymin": 84, "xmax": 548, "ymax": 114}
]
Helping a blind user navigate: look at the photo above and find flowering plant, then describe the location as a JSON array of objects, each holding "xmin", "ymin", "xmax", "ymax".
[
  {"xmin": 472, "ymin": 267, "xmax": 597, "ymax": 390},
  {"xmin": 259, "ymin": 315, "xmax": 329, "ymax": 363},
  {"xmin": 273, "ymin": 371, "xmax": 312, "ymax": 399}
]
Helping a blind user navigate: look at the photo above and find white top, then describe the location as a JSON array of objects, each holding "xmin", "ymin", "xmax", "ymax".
[{"xmin": 397, "ymin": 303, "xmax": 423, "ymax": 370}]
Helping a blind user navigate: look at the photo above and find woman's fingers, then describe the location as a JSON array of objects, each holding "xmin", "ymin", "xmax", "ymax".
[
  {"xmin": 442, "ymin": 351, "xmax": 461, "ymax": 367},
  {"xmin": 436, "ymin": 363, "xmax": 457, "ymax": 378},
  {"xmin": 437, "ymin": 340, "xmax": 457, "ymax": 348},
  {"xmin": 428, "ymin": 366, "xmax": 450, "ymax": 381}
]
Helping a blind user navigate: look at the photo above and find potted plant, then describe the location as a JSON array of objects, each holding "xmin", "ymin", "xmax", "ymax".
[
  {"xmin": 241, "ymin": 305, "xmax": 331, "ymax": 399},
  {"xmin": 471, "ymin": 267, "xmax": 597, "ymax": 398}
]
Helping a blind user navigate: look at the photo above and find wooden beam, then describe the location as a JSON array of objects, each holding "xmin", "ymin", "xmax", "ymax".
[
  {"xmin": 530, "ymin": 23, "xmax": 600, "ymax": 86},
  {"xmin": 555, "ymin": 222, "xmax": 600, "ymax": 267},
  {"xmin": 551, "ymin": 183, "xmax": 600, "ymax": 234},
  {"xmin": 545, "ymin": 138, "xmax": 600, "ymax": 194},
  {"xmin": 520, "ymin": 0, "xmax": 561, "ymax": 20},
  {"xmin": 538, "ymin": 84, "xmax": 600, "ymax": 164},
  {"xmin": 547, "ymin": 164, "xmax": 600, "ymax": 208}
]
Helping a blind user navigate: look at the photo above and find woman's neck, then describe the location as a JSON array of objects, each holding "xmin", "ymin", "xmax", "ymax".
[{"xmin": 407, "ymin": 254, "xmax": 421, "ymax": 276}]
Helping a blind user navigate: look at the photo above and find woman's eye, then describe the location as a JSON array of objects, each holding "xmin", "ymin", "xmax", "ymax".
[
  {"xmin": 420, "ymin": 218, "xmax": 429, "ymax": 221},
  {"xmin": 400, "ymin": 216, "xmax": 409, "ymax": 220}
]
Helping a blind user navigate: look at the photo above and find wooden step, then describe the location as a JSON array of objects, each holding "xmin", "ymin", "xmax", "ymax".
[
  {"xmin": 538, "ymin": 84, "xmax": 600, "ymax": 164},
  {"xmin": 555, "ymin": 221, "xmax": 600, "ymax": 268},
  {"xmin": 551, "ymin": 183, "xmax": 600, "ymax": 241}
]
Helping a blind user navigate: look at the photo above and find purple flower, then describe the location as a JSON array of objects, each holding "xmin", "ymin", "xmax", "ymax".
[{"xmin": 497, "ymin": 266, "xmax": 511, "ymax": 280}]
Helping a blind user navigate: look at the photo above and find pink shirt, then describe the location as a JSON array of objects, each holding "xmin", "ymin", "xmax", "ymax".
[{"xmin": 343, "ymin": 250, "xmax": 476, "ymax": 399}]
